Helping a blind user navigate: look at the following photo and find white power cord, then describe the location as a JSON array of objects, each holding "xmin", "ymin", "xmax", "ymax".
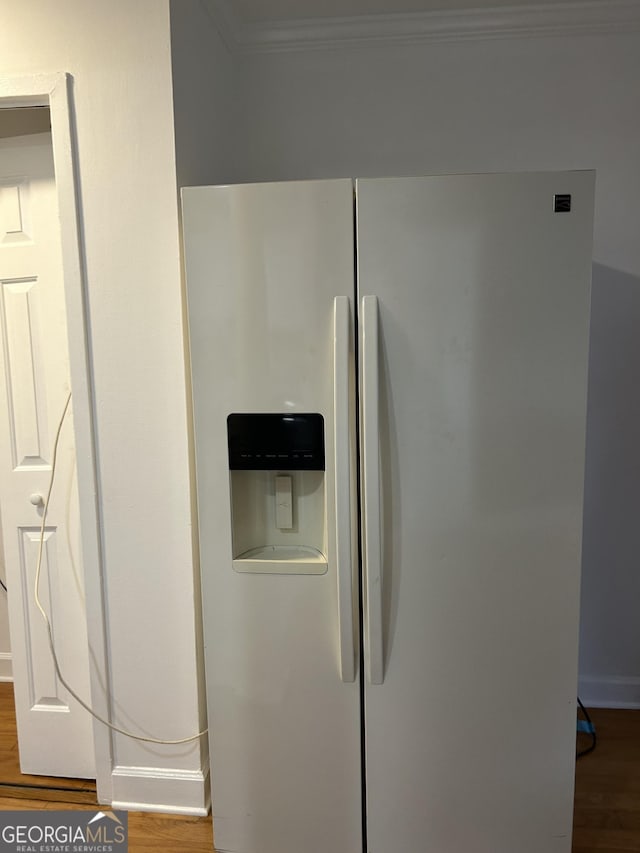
[{"xmin": 34, "ymin": 391, "xmax": 208, "ymax": 745}]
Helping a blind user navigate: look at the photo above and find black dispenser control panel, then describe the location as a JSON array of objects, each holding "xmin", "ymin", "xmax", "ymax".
[{"xmin": 227, "ymin": 413, "xmax": 325, "ymax": 471}]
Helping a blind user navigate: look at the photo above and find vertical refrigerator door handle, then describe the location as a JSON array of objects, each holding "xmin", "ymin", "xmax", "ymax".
[
  {"xmin": 362, "ymin": 295, "xmax": 384, "ymax": 685},
  {"xmin": 334, "ymin": 297, "xmax": 356, "ymax": 683}
]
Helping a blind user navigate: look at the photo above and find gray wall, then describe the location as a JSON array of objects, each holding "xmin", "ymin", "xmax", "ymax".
[{"xmin": 170, "ymin": 0, "xmax": 239, "ymax": 188}]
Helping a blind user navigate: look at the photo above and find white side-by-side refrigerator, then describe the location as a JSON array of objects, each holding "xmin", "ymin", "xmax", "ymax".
[{"xmin": 182, "ymin": 172, "xmax": 594, "ymax": 853}]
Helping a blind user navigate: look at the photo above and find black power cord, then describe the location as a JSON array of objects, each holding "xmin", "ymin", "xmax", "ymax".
[
  {"xmin": 0, "ymin": 578, "xmax": 6, "ymax": 593},
  {"xmin": 576, "ymin": 696, "xmax": 596, "ymax": 759}
]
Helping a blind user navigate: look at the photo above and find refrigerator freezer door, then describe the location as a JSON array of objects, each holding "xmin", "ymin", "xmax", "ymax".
[
  {"xmin": 357, "ymin": 172, "xmax": 594, "ymax": 853},
  {"xmin": 183, "ymin": 180, "xmax": 361, "ymax": 853}
]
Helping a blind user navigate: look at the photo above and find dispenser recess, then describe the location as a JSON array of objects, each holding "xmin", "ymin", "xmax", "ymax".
[{"xmin": 227, "ymin": 414, "xmax": 327, "ymax": 574}]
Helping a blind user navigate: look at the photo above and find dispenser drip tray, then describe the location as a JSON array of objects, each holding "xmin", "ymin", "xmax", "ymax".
[{"xmin": 233, "ymin": 545, "xmax": 327, "ymax": 575}]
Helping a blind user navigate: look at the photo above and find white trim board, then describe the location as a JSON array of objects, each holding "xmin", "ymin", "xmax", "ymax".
[
  {"xmin": 111, "ymin": 764, "xmax": 210, "ymax": 816},
  {"xmin": 578, "ymin": 675, "xmax": 640, "ymax": 709},
  {"xmin": 0, "ymin": 651, "xmax": 12, "ymax": 682},
  {"xmin": 205, "ymin": 0, "xmax": 640, "ymax": 53}
]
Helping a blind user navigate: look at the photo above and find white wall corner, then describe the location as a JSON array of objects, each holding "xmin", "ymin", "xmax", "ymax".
[
  {"xmin": 204, "ymin": 0, "xmax": 640, "ymax": 54},
  {"xmin": 578, "ymin": 674, "xmax": 640, "ymax": 709},
  {"xmin": 110, "ymin": 763, "xmax": 210, "ymax": 816},
  {"xmin": 0, "ymin": 652, "xmax": 12, "ymax": 682}
]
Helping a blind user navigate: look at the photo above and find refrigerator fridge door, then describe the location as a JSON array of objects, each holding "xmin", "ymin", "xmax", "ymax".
[
  {"xmin": 182, "ymin": 179, "xmax": 361, "ymax": 853},
  {"xmin": 357, "ymin": 173, "xmax": 594, "ymax": 853}
]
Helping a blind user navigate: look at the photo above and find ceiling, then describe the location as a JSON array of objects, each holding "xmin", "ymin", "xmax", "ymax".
[
  {"xmin": 229, "ymin": 0, "xmax": 582, "ymax": 24},
  {"xmin": 0, "ymin": 108, "xmax": 50, "ymax": 140}
]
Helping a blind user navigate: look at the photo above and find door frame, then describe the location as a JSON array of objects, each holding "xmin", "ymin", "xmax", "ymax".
[{"xmin": 0, "ymin": 72, "xmax": 112, "ymax": 802}]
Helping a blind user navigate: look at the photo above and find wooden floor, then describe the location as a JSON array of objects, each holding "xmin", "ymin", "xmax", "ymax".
[
  {"xmin": 573, "ymin": 708, "xmax": 640, "ymax": 852},
  {"xmin": 1, "ymin": 682, "xmax": 638, "ymax": 852},
  {"xmin": 0, "ymin": 682, "xmax": 214, "ymax": 851}
]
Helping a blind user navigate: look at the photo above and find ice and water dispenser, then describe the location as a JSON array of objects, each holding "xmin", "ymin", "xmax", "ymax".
[{"xmin": 227, "ymin": 413, "xmax": 328, "ymax": 574}]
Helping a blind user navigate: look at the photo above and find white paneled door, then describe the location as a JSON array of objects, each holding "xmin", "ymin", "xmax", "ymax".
[{"xmin": 0, "ymin": 132, "xmax": 95, "ymax": 778}]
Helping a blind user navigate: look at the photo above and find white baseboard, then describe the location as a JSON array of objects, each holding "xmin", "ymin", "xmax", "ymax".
[
  {"xmin": 578, "ymin": 674, "xmax": 640, "ymax": 709},
  {"xmin": 110, "ymin": 763, "xmax": 210, "ymax": 816},
  {"xmin": 0, "ymin": 652, "xmax": 13, "ymax": 682}
]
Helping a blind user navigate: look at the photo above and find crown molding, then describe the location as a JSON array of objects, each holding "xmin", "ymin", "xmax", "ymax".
[{"xmin": 204, "ymin": 0, "xmax": 640, "ymax": 54}]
